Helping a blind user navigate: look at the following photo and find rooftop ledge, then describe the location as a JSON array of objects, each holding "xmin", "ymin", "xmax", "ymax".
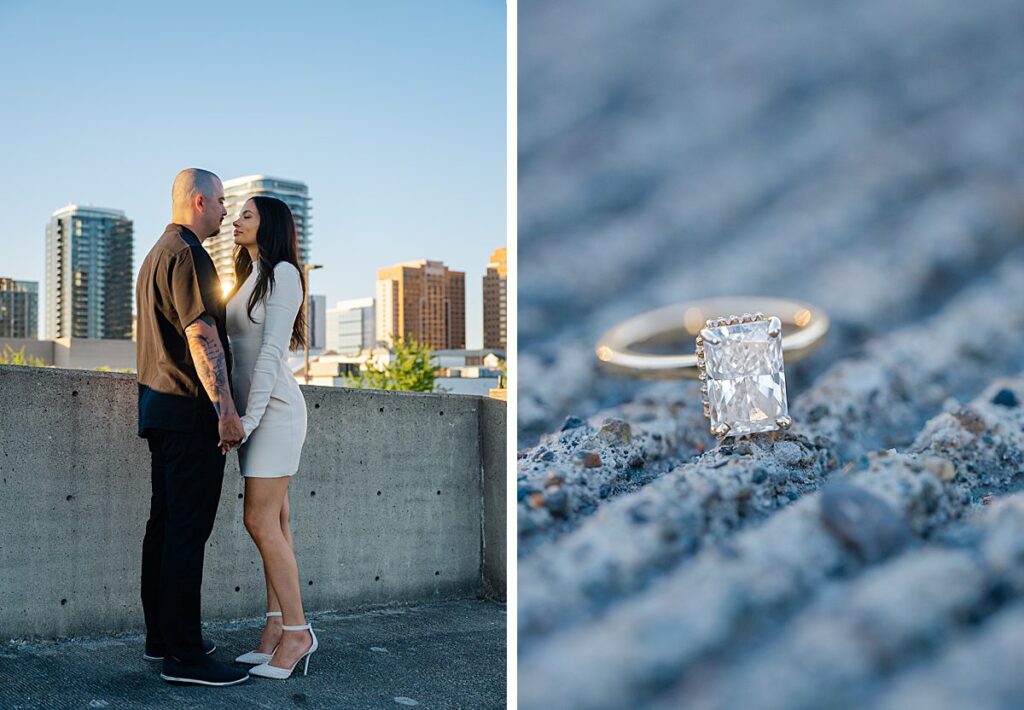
[{"xmin": 0, "ymin": 365, "xmax": 506, "ymax": 641}]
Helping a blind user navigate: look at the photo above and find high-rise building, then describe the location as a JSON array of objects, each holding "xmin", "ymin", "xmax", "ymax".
[
  {"xmin": 45, "ymin": 205, "xmax": 133, "ymax": 340},
  {"xmin": 376, "ymin": 260, "xmax": 465, "ymax": 350},
  {"xmin": 0, "ymin": 278, "xmax": 39, "ymax": 339},
  {"xmin": 307, "ymin": 294, "xmax": 326, "ymax": 351},
  {"xmin": 205, "ymin": 175, "xmax": 312, "ymax": 293},
  {"xmin": 482, "ymin": 247, "xmax": 507, "ymax": 351},
  {"xmin": 325, "ymin": 297, "xmax": 375, "ymax": 356}
]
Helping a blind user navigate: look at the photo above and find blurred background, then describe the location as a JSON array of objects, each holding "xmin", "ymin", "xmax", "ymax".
[
  {"xmin": 517, "ymin": 1, "xmax": 1024, "ymax": 708},
  {"xmin": 519, "ymin": 0, "xmax": 1024, "ymax": 446}
]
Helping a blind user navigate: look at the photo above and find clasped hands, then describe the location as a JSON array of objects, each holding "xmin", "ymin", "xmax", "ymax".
[{"xmin": 218, "ymin": 412, "xmax": 245, "ymax": 454}]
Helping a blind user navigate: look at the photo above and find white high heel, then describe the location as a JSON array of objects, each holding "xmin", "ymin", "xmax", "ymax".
[
  {"xmin": 248, "ymin": 623, "xmax": 318, "ymax": 679},
  {"xmin": 235, "ymin": 611, "xmax": 282, "ymax": 665}
]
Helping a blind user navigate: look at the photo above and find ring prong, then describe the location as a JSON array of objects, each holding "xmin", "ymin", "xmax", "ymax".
[
  {"xmin": 775, "ymin": 415, "xmax": 792, "ymax": 430},
  {"xmin": 700, "ymin": 328, "xmax": 720, "ymax": 345},
  {"xmin": 713, "ymin": 423, "xmax": 732, "ymax": 439},
  {"xmin": 768, "ymin": 316, "xmax": 782, "ymax": 338}
]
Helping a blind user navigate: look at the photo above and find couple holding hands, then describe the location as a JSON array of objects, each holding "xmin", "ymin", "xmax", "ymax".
[{"xmin": 136, "ymin": 168, "xmax": 314, "ymax": 687}]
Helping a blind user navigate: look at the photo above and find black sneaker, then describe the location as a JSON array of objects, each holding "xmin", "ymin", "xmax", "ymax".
[
  {"xmin": 160, "ymin": 655, "xmax": 248, "ymax": 686},
  {"xmin": 144, "ymin": 638, "xmax": 216, "ymax": 661}
]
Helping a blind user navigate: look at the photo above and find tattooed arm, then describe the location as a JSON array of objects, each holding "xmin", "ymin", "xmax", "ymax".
[{"xmin": 185, "ymin": 314, "xmax": 243, "ymax": 450}]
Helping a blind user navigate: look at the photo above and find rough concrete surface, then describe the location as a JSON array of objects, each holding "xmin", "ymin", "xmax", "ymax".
[
  {"xmin": 518, "ymin": 0, "xmax": 1024, "ymax": 707},
  {"xmin": 0, "ymin": 599, "xmax": 505, "ymax": 710}
]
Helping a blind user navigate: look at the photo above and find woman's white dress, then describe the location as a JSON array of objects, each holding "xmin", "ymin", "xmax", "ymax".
[{"xmin": 226, "ymin": 260, "xmax": 307, "ymax": 477}]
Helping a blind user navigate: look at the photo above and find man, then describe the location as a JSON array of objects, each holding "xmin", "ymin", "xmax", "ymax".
[{"xmin": 135, "ymin": 168, "xmax": 248, "ymax": 686}]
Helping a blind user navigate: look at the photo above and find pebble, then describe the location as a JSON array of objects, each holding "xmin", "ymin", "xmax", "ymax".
[
  {"xmin": 545, "ymin": 471, "xmax": 566, "ymax": 487},
  {"xmin": 561, "ymin": 416, "xmax": 585, "ymax": 431},
  {"xmin": 992, "ymin": 388, "xmax": 1020, "ymax": 407},
  {"xmin": 923, "ymin": 456, "xmax": 957, "ymax": 482},
  {"xmin": 953, "ymin": 409, "xmax": 987, "ymax": 435},
  {"xmin": 545, "ymin": 487, "xmax": 569, "ymax": 517},
  {"xmin": 577, "ymin": 451, "xmax": 602, "ymax": 468},
  {"xmin": 598, "ymin": 418, "xmax": 633, "ymax": 446},
  {"xmin": 773, "ymin": 441, "xmax": 806, "ymax": 466},
  {"xmin": 820, "ymin": 482, "xmax": 912, "ymax": 563}
]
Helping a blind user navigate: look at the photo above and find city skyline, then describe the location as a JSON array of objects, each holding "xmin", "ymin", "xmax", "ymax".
[
  {"xmin": 19, "ymin": 189, "xmax": 500, "ymax": 351},
  {"xmin": 0, "ymin": 1, "xmax": 505, "ymax": 349}
]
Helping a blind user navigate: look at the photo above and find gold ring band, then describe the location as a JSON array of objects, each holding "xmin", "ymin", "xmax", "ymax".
[{"xmin": 595, "ymin": 297, "xmax": 829, "ymax": 379}]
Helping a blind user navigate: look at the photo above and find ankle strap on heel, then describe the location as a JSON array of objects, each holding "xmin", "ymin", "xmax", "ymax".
[
  {"xmin": 266, "ymin": 611, "xmax": 282, "ymax": 618},
  {"xmin": 282, "ymin": 623, "xmax": 311, "ymax": 631}
]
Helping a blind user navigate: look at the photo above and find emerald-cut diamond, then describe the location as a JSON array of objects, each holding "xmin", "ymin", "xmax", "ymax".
[{"xmin": 697, "ymin": 315, "xmax": 788, "ymax": 437}]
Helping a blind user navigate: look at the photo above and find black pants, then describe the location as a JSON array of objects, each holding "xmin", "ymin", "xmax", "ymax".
[{"xmin": 141, "ymin": 427, "xmax": 225, "ymax": 662}]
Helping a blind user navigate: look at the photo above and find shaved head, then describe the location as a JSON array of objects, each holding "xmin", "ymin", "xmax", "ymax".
[
  {"xmin": 172, "ymin": 168, "xmax": 220, "ymax": 208},
  {"xmin": 170, "ymin": 168, "xmax": 225, "ymax": 239}
]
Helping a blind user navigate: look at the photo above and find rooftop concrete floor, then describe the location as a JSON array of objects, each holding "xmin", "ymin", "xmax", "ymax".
[{"xmin": 1, "ymin": 598, "xmax": 506, "ymax": 709}]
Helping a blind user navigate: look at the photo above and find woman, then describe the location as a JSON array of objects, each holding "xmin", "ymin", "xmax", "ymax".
[{"xmin": 224, "ymin": 195, "xmax": 317, "ymax": 680}]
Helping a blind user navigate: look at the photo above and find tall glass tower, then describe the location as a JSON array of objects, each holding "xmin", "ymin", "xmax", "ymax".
[
  {"xmin": 0, "ymin": 278, "xmax": 39, "ymax": 339},
  {"xmin": 45, "ymin": 205, "xmax": 133, "ymax": 340},
  {"xmin": 205, "ymin": 175, "xmax": 312, "ymax": 293}
]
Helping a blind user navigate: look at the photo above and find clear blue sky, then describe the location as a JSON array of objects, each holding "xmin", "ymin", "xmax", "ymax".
[{"xmin": 0, "ymin": 0, "xmax": 505, "ymax": 348}]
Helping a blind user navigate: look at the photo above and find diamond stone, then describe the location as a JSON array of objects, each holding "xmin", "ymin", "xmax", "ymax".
[{"xmin": 700, "ymin": 318, "xmax": 788, "ymax": 436}]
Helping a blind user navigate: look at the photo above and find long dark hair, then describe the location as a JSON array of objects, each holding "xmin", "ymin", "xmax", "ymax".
[{"xmin": 227, "ymin": 196, "xmax": 307, "ymax": 349}]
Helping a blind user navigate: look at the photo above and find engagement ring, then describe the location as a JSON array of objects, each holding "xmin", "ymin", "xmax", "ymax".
[{"xmin": 595, "ymin": 297, "xmax": 829, "ymax": 438}]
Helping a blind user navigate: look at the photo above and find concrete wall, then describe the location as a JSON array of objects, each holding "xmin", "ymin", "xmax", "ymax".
[
  {"xmin": 0, "ymin": 365, "xmax": 506, "ymax": 639},
  {"xmin": 481, "ymin": 397, "xmax": 507, "ymax": 601}
]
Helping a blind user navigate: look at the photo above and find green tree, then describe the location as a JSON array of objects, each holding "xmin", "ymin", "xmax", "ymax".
[
  {"xmin": 345, "ymin": 337, "xmax": 440, "ymax": 393},
  {"xmin": 0, "ymin": 344, "xmax": 47, "ymax": 367},
  {"xmin": 496, "ymin": 357, "xmax": 508, "ymax": 389}
]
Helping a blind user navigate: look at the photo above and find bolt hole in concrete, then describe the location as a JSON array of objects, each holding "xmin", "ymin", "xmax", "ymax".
[
  {"xmin": 377, "ymin": 490, "xmax": 382, "ymax": 496},
  {"xmin": 434, "ymin": 571, "xmax": 439, "ymax": 576},
  {"xmin": 66, "ymin": 495, "xmax": 73, "ymax": 501},
  {"xmin": 237, "ymin": 493, "xmax": 243, "ymax": 499},
  {"xmin": 375, "ymin": 576, "xmax": 380, "ymax": 581},
  {"xmin": 234, "ymin": 586, "xmax": 240, "ymax": 592},
  {"xmin": 60, "ymin": 599, "xmax": 67, "ymax": 606},
  {"xmin": 314, "ymin": 403, "xmax": 320, "ymax": 409},
  {"xmin": 310, "ymin": 490, "xmax": 316, "ymax": 497},
  {"xmin": 436, "ymin": 490, "xmax": 441, "ymax": 495},
  {"xmin": 439, "ymin": 411, "xmax": 444, "ymax": 416},
  {"xmin": 379, "ymin": 407, "xmax": 384, "ymax": 413},
  {"xmin": 71, "ymin": 391, "xmax": 77, "ymax": 396},
  {"xmin": 308, "ymin": 580, "xmax": 313, "ymax": 586}
]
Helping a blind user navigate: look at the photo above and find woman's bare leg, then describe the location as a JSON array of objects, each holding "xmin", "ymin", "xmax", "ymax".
[
  {"xmin": 244, "ymin": 477, "xmax": 311, "ymax": 668},
  {"xmin": 255, "ymin": 492, "xmax": 292, "ymax": 653}
]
